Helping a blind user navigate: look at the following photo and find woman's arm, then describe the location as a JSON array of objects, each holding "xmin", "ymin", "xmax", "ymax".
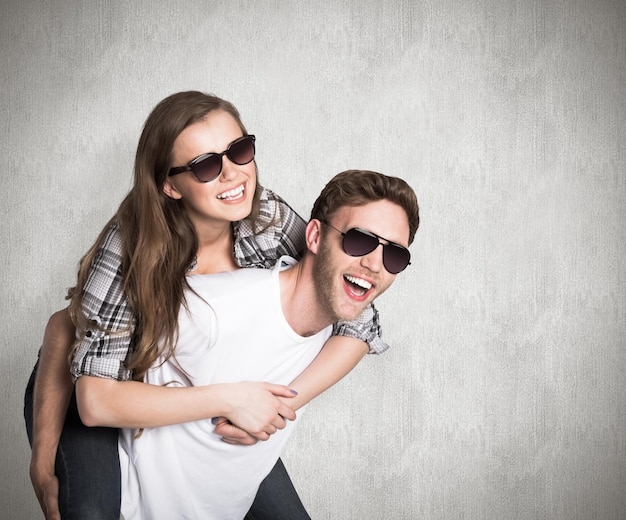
[
  {"xmin": 29, "ymin": 309, "xmax": 75, "ymax": 520},
  {"xmin": 75, "ymin": 376, "xmax": 298, "ymax": 440},
  {"xmin": 283, "ymin": 335, "xmax": 368, "ymax": 409}
]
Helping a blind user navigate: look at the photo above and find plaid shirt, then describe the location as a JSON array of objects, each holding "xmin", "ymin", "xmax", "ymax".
[{"xmin": 71, "ymin": 186, "xmax": 388, "ymax": 382}]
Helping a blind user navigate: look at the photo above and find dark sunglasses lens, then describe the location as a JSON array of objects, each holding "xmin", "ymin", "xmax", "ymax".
[
  {"xmin": 343, "ymin": 228, "xmax": 410, "ymax": 274},
  {"xmin": 227, "ymin": 136, "xmax": 255, "ymax": 165},
  {"xmin": 383, "ymin": 244, "xmax": 411, "ymax": 274},
  {"xmin": 342, "ymin": 228, "xmax": 379, "ymax": 256},
  {"xmin": 192, "ymin": 154, "xmax": 222, "ymax": 182}
]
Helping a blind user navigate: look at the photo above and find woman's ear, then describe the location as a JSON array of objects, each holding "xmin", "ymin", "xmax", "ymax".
[
  {"xmin": 163, "ymin": 179, "xmax": 183, "ymax": 200},
  {"xmin": 305, "ymin": 219, "xmax": 322, "ymax": 255}
]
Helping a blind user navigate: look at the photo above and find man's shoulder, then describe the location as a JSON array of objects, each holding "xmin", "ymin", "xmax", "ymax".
[{"xmin": 186, "ymin": 267, "xmax": 273, "ymax": 296}]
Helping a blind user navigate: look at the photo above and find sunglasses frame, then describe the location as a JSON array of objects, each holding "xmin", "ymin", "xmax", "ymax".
[
  {"xmin": 167, "ymin": 134, "xmax": 256, "ymax": 183},
  {"xmin": 321, "ymin": 221, "xmax": 411, "ymax": 274}
]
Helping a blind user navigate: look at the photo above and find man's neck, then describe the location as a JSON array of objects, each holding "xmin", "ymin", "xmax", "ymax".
[{"xmin": 279, "ymin": 258, "xmax": 333, "ymax": 337}]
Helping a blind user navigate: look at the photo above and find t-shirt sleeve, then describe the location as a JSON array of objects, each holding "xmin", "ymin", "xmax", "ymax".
[{"xmin": 70, "ymin": 222, "xmax": 136, "ymax": 382}]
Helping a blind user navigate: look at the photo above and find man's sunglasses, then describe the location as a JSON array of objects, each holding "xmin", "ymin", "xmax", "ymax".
[
  {"xmin": 322, "ymin": 221, "xmax": 411, "ymax": 274},
  {"xmin": 168, "ymin": 134, "xmax": 256, "ymax": 183}
]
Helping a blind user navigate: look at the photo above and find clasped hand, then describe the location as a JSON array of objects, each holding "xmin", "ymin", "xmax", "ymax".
[{"xmin": 214, "ymin": 382, "xmax": 298, "ymax": 445}]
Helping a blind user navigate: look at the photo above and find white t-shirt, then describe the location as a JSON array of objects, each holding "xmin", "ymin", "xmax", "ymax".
[{"xmin": 118, "ymin": 258, "xmax": 331, "ymax": 520}]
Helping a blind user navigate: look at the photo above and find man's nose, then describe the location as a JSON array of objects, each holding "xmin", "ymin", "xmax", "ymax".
[{"xmin": 360, "ymin": 244, "xmax": 383, "ymax": 273}]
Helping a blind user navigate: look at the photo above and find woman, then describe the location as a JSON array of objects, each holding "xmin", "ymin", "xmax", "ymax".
[{"xmin": 25, "ymin": 91, "xmax": 387, "ymax": 519}]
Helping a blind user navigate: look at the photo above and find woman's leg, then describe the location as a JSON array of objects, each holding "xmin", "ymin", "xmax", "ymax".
[
  {"xmin": 25, "ymin": 364, "xmax": 121, "ymax": 520},
  {"xmin": 245, "ymin": 458, "xmax": 311, "ymax": 520}
]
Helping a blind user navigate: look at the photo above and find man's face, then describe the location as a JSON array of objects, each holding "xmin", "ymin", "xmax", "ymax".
[{"xmin": 312, "ymin": 199, "xmax": 411, "ymax": 323}]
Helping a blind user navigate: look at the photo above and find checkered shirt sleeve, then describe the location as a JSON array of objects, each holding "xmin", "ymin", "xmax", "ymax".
[
  {"xmin": 70, "ymin": 222, "xmax": 136, "ymax": 382},
  {"xmin": 232, "ymin": 186, "xmax": 307, "ymax": 267},
  {"xmin": 333, "ymin": 303, "xmax": 388, "ymax": 354}
]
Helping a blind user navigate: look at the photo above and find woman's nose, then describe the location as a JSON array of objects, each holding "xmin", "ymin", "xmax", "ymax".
[{"xmin": 219, "ymin": 156, "xmax": 238, "ymax": 182}]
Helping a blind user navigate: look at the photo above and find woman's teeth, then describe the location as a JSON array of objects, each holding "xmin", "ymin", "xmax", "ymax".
[{"xmin": 217, "ymin": 184, "xmax": 244, "ymax": 200}]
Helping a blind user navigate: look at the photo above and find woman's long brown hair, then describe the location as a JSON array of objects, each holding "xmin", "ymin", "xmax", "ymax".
[{"xmin": 68, "ymin": 91, "xmax": 260, "ymax": 380}]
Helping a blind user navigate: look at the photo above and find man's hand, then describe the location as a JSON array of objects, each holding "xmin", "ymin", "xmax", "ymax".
[
  {"xmin": 213, "ymin": 418, "xmax": 259, "ymax": 445},
  {"xmin": 30, "ymin": 465, "xmax": 60, "ymax": 520}
]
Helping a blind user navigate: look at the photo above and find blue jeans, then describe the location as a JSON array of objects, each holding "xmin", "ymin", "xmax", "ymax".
[
  {"xmin": 24, "ymin": 363, "xmax": 310, "ymax": 519},
  {"xmin": 245, "ymin": 458, "xmax": 311, "ymax": 520}
]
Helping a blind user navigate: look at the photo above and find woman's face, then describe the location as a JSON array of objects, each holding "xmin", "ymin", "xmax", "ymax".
[{"xmin": 164, "ymin": 110, "xmax": 257, "ymax": 230}]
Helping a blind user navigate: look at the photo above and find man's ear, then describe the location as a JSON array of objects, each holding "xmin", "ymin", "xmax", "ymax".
[
  {"xmin": 305, "ymin": 219, "xmax": 322, "ymax": 254},
  {"xmin": 163, "ymin": 179, "xmax": 183, "ymax": 200}
]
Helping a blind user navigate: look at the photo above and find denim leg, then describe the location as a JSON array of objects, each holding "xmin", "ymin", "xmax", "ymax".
[
  {"xmin": 245, "ymin": 458, "xmax": 311, "ymax": 520},
  {"xmin": 24, "ymin": 363, "xmax": 37, "ymax": 445},
  {"xmin": 24, "ymin": 363, "xmax": 121, "ymax": 520}
]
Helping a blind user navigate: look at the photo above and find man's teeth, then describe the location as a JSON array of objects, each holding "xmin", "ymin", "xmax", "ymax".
[
  {"xmin": 217, "ymin": 185, "xmax": 244, "ymax": 200},
  {"xmin": 344, "ymin": 275, "xmax": 372, "ymax": 290}
]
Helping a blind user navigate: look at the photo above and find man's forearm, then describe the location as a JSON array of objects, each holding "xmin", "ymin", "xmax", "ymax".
[{"xmin": 30, "ymin": 309, "xmax": 75, "ymax": 477}]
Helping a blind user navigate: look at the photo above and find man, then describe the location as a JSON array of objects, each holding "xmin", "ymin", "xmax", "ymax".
[{"xmin": 115, "ymin": 169, "xmax": 420, "ymax": 518}]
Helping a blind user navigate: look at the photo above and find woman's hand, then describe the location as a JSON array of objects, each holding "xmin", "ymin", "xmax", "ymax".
[
  {"xmin": 219, "ymin": 382, "xmax": 298, "ymax": 442},
  {"xmin": 214, "ymin": 391, "xmax": 299, "ymax": 445}
]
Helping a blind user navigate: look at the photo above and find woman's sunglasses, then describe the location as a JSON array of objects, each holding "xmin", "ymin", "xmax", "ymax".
[
  {"xmin": 168, "ymin": 134, "xmax": 256, "ymax": 183},
  {"xmin": 322, "ymin": 221, "xmax": 411, "ymax": 274}
]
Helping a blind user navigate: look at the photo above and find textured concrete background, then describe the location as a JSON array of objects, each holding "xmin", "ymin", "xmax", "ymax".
[{"xmin": 1, "ymin": 1, "xmax": 625, "ymax": 518}]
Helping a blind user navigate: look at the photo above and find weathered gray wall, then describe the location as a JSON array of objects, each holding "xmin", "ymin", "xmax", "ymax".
[{"xmin": 2, "ymin": 1, "xmax": 625, "ymax": 518}]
